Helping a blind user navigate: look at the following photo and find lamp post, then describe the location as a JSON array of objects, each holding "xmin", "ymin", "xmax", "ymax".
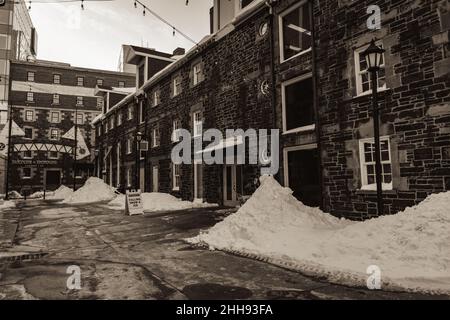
[
  {"xmin": 94, "ymin": 149, "xmax": 100, "ymax": 178},
  {"xmin": 363, "ymin": 39, "xmax": 386, "ymax": 216},
  {"xmin": 135, "ymin": 131, "xmax": 143, "ymax": 191}
]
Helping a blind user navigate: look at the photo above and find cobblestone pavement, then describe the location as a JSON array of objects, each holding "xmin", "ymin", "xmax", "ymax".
[{"xmin": 0, "ymin": 200, "xmax": 448, "ymax": 300}]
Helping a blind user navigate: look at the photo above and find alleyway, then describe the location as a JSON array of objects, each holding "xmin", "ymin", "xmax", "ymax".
[{"xmin": 0, "ymin": 200, "xmax": 447, "ymax": 300}]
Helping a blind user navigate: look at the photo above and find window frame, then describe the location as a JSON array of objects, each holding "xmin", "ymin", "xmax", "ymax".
[
  {"xmin": 152, "ymin": 125, "xmax": 160, "ymax": 148},
  {"xmin": 22, "ymin": 167, "xmax": 32, "ymax": 179},
  {"xmin": 24, "ymin": 109, "xmax": 35, "ymax": 122},
  {"xmin": 50, "ymin": 111, "xmax": 60, "ymax": 124},
  {"xmin": 127, "ymin": 106, "xmax": 133, "ymax": 120},
  {"xmin": 49, "ymin": 128, "xmax": 60, "ymax": 141},
  {"xmin": 23, "ymin": 127, "xmax": 33, "ymax": 140},
  {"xmin": 172, "ymin": 163, "xmax": 181, "ymax": 191},
  {"xmin": 76, "ymin": 96, "xmax": 84, "ymax": 106},
  {"xmin": 23, "ymin": 150, "xmax": 33, "ymax": 160},
  {"xmin": 76, "ymin": 112, "xmax": 84, "ymax": 125},
  {"xmin": 26, "ymin": 91, "xmax": 34, "ymax": 102},
  {"xmin": 281, "ymin": 73, "xmax": 316, "ymax": 134},
  {"xmin": 97, "ymin": 79, "xmax": 104, "ymax": 86},
  {"xmin": 354, "ymin": 41, "xmax": 387, "ymax": 96},
  {"xmin": 53, "ymin": 93, "xmax": 60, "ymax": 105},
  {"xmin": 77, "ymin": 76, "xmax": 84, "ymax": 87},
  {"xmin": 153, "ymin": 89, "xmax": 161, "ymax": 107},
  {"xmin": 193, "ymin": 63, "xmax": 203, "ymax": 86},
  {"xmin": 173, "ymin": 76, "xmax": 182, "ymax": 97},
  {"xmin": 278, "ymin": 0, "xmax": 312, "ymax": 63},
  {"xmin": 358, "ymin": 136, "xmax": 393, "ymax": 191},
  {"xmin": 117, "ymin": 112, "xmax": 122, "ymax": 126},
  {"xmin": 172, "ymin": 119, "xmax": 182, "ymax": 143},
  {"xmin": 27, "ymin": 71, "xmax": 35, "ymax": 82},
  {"xmin": 53, "ymin": 74, "xmax": 61, "ymax": 84},
  {"xmin": 126, "ymin": 138, "xmax": 133, "ymax": 155},
  {"xmin": 118, "ymin": 81, "xmax": 125, "ymax": 88},
  {"xmin": 48, "ymin": 151, "xmax": 59, "ymax": 160},
  {"xmin": 192, "ymin": 111, "xmax": 203, "ymax": 138}
]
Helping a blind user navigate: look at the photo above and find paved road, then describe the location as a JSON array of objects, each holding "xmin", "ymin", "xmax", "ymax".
[{"xmin": 0, "ymin": 200, "xmax": 447, "ymax": 300}]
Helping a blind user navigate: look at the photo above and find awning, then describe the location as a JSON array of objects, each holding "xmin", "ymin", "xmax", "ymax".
[{"xmin": 196, "ymin": 136, "xmax": 243, "ymax": 154}]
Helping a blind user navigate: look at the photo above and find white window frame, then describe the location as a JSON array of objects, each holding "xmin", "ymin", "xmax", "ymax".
[
  {"xmin": 27, "ymin": 71, "xmax": 35, "ymax": 82},
  {"xmin": 117, "ymin": 112, "xmax": 122, "ymax": 126},
  {"xmin": 50, "ymin": 111, "xmax": 60, "ymax": 124},
  {"xmin": 27, "ymin": 92, "xmax": 34, "ymax": 102},
  {"xmin": 22, "ymin": 167, "xmax": 32, "ymax": 179},
  {"xmin": 118, "ymin": 81, "xmax": 125, "ymax": 88},
  {"xmin": 283, "ymin": 144, "xmax": 318, "ymax": 189},
  {"xmin": 172, "ymin": 119, "xmax": 182, "ymax": 143},
  {"xmin": 109, "ymin": 116, "xmax": 114, "ymax": 129},
  {"xmin": 97, "ymin": 97, "xmax": 104, "ymax": 109},
  {"xmin": 97, "ymin": 79, "xmax": 103, "ymax": 86},
  {"xmin": 354, "ymin": 41, "xmax": 387, "ymax": 96},
  {"xmin": 126, "ymin": 167, "xmax": 132, "ymax": 187},
  {"xmin": 173, "ymin": 77, "xmax": 182, "ymax": 97},
  {"xmin": 53, "ymin": 74, "xmax": 61, "ymax": 84},
  {"xmin": 76, "ymin": 112, "xmax": 84, "ymax": 125},
  {"xmin": 24, "ymin": 109, "xmax": 35, "ymax": 122},
  {"xmin": 49, "ymin": 128, "xmax": 60, "ymax": 141},
  {"xmin": 126, "ymin": 138, "xmax": 133, "ymax": 155},
  {"xmin": 173, "ymin": 163, "xmax": 181, "ymax": 191},
  {"xmin": 23, "ymin": 150, "xmax": 33, "ymax": 160},
  {"xmin": 76, "ymin": 96, "xmax": 83, "ymax": 106},
  {"xmin": 153, "ymin": 90, "xmax": 160, "ymax": 107},
  {"xmin": 152, "ymin": 126, "xmax": 160, "ymax": 148},
  {"xmin": 53, "ymin": 93, "xmax": 60, "ymax": 105},
  {"xmin": 358, "ymin": 136, "xmax": 393, "ymax": 191},
  {"xmin": 193, "ymin": 111, "xmax": 203, "ymax": 138},
  {"xmin": 77, "ymin": 77, "xmax": 84, "ymax": 87},
  {"xmin": 139, "ymin": 101, "xmax": 145, "ymax": 124},
  {"xmin": 281, "ymin": 73, "xmax": 315, "ymax": 134},
  {"xmin": 48, "ymin": 151, "xmax": 59, "ymax": 160},
  {"xmin": 193, "ymin": 63, "xmax": 202, "ymax": 86},
  {"xmin": 128, "ymin": 106, "xmax": 133, "ymax": 120},
  {"xmin": 278, "ymin": 0, "xmax": 312, "ymax": 63},
  {"xmin": 236, "ymin": 0, "xmax": 255, "ymax": 12}
]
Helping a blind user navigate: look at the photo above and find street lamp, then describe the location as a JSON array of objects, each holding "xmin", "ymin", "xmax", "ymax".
[
  {"xmin": 135, "ymin": 131, "xmax": 143, "ymax": 191},
  {"xmin": 363, "ymin": 39, "xmax": 386, "ymax": 216},
  {"xmin": 94, "ymin": 149, "xmax": 100, "ymax": 178}
]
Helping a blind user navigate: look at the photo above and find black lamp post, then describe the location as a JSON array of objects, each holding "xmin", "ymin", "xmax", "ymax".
[
  {"xmin": 94, "ymin": 149, "xmax": 100, "ymax": 177},
  {"xmin": 135, "ymin": 131, "xmax": 143, "ymax": 190},
  {"xmin": 363, "ymin": 39, "xmax": 386, "ymax": 216}
]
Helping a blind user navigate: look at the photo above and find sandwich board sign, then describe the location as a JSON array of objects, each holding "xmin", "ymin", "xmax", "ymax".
[{"xmin": 125, "ymin": 190, "xmax": 144, "ymax": 216}]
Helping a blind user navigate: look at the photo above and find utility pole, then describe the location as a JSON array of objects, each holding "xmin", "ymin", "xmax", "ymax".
[
  {"xmin": 72, "ymin": 104, "xmax": 78, "ymax": 191},
  {"xmin": 4, "ymin": 60, "xmax": 14, "ymax": 200}
]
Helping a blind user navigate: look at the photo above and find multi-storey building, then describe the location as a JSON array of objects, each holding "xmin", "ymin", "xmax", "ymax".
[
  {"xmin": 7, "ymin": 59, "xmax": 134, "ymax": 195},
  {"xmin": 95, "ymin": 0, "xmax": 449, "ymax": 219}
]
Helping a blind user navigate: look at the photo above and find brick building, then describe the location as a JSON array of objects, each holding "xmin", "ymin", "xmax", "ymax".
[
  {"xmin": 95, "ymin": 0, "xmax": 449, "ymax": 218},
  {"xmin": 7, "ymin": 59, "xmax": 134, "ymax": 195}
]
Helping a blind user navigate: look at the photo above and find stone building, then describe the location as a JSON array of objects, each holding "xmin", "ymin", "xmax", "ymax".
[
  {"xmin": 95, "ymin": 0, "xmax": 449, "ymax": 218},
  {"xmin": 7, "ymin": 59, "xmax": 134, "ymax": 195}
]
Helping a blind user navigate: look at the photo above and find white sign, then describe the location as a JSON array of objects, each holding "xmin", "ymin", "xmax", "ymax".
[{"xmin": 126, "ymin": 190, "xmax": 144, "ymax": 216}]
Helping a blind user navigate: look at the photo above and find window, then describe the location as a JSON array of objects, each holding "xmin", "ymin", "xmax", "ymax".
[
  {"xmin": 173, "ymin": 76, "xmax": 182, "ymax": 97},
  {"xmin": 27, "ymin": 92, "xmax": 34, "ymax": 102},
  {"xmin": 24, "ymin": 127, "xmax": 33, "ymax": 139},
  {"xmin": 97, "ymin": 97, "xmax": 104, "ymax": 109},
  {"xmin": 355, "ymin": 42, "xmax": 387, "ymax": 96},
  {"xmin": 359, "ymin": 137, "xmax": 393, "ymax": 190},
  {"xmin": 172, "ymin": 119, "xmax": 182, "ymax": 142},
  {"xmin": 153, "ymin": 90, "xmax": 161, "ymax": 107},
  {"xmin": 77, "ymin": 77, "xmax": 84, "ymax": 87},
  {"xmin": 126, "ymin": 168, "xmax": 132, "ymax": 187},
  {"xmin": 173, "ymin": 163, "xmax": 181, "ymax": 191},
  {"xmin": 23, "ymin": 168, "xmax": 32, "ymax": 179},
  {"xmin": 50, "ymin": 111, "xmax": 60, "ymax": 123},
  {"xmin": 193, "ymin": 63, "xmax": 203, "ymax": 85},
  {"xmin": 193, "ymin": 111, "xmax": 202, "ymax": 137},
  {"xmin": 76, "ymin": 96, "xmax": 83, "ymax": 106},
  {"xmin": 53, "ymin": 94, "xmax": 60, "ymax": 105},
  {"xmin": 27, "ymin": 71, "xmax": 35, "ymax": 82},
  {"xmin": 97, "ymin": 79, "xmax": 103, "ymax": 86},
  {"xmin": 23, "ymin": 150, "xmax": 32, "ymax": 159},
  {"xmin": 110, "ymin": 116, "xmax": 114, "ymax": 129},
  {"xmin": 237, "ymin": 0, "xmax": 254, "ymax": 11},
  {"xmin": 0, "ymin": 34, "xmax": 8, "ymax": 49},
  {"xmin": 118, "ymin": 81, "xmax": 125, "ymax": 88},
  {"xmin": 152, "ymin": 125, "xmax": 160, "ymax": 148},
  {"xmin": 282, "ymin": 75, "xmax": 315, "ymax": 133},
  {"xmin": 117, "ymin": 112, "xmax": 122, "ymax": 126},
  {"xmin": 53, "ymin": 74, "xmax": 61, "ymax": 84},
  {"xmin": 76, "ymin": 113, "xmax": 84, "ymax": 125},
  {"xmin": 48, "ymin": 151, "xmax": 59, "ymax": 159},
  {"xmin": 98, "ymin": 126, "xmax": 102, "ymax": 137},
  {"xmin": 50, "ymin": 128, "xmax": 60, "ymax": 140},
  {"xmin": 127, "ymin": 106, "xmax": 133, "ymax": 120},
  {"xmin": 126, "ymin": 138, "xmax": 133, "ymax": 154},
  {"xmin": 279, "ymin": 1, "xmax": 312, "ymax": 62},
  {"xmin": 25, "ymin": 110, "xmax": 34, "ymax": 122}
]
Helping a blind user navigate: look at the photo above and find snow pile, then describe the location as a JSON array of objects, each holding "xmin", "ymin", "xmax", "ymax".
[
  {"xmin": 48, "ymin": 186, "xmax": 74, "ymax": 201},
  {"xmin": 107, "ymin": 192, "xmax": 217, "ymax": 212},
  {"xmin": 8, "ymin": 191, "xmax": 22, "ymax": 199},
  {"xmin": 63, "ymin": 178, "xmax": 117, "ymax": 204},
  {"xmin": 189, "ymin": 176, "xmax": 450, "ymax": 294},
  {"xmin": 0, "ymin": 200, "xmax": 16, "ymax": 210}
]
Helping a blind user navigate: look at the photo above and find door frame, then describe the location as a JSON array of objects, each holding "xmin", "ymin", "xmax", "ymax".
[
  {"xmin": 44, "ymin": 168, "xmax": 62, "ymax": 191},
  {"xmin": 152, "ymin": 165, "xmax": 159, "ymax": 192},
  {"xmin": 223, "ymin": 164, "xmax": 241, "ymax": 207}
]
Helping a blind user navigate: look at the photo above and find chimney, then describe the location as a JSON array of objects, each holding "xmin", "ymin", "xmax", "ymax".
[{"xmin": 173, "ymin": 47, "xmax": 186, "ymax": 56}]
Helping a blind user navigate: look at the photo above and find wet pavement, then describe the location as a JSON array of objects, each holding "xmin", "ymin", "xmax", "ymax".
[{"xmin": 0, "ymin": 200, "xmax": 448, "ymax": 300}]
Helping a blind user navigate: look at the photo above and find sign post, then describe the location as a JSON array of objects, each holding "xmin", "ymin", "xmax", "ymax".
[{"xmin": 125, "ymin": 190, "xmax": 144, "ymax": 216}]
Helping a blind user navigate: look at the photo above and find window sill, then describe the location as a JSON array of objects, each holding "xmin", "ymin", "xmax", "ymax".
[
  {"xmin": 280, "ymin": 48, "xmax": 312, "ymax": 64},
  {"xmin": 283, "ymin": 124, "xmax": 316, "ymax": 135},
  {"xmin": 356, "ymin": 189, "xmax": 397, "ymax": 195},
  {"xmin": 172, "ymin": 187, "xmax": 180, "ymax": 192},
  {"xmin": 353, "ymin": 87, "xmax": 390, "ymax": 99}
]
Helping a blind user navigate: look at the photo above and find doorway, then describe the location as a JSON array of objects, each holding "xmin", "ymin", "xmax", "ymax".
[
  {"xmin": 45, "ymin": 169, "xmax": 61, "ymax": 191},
  {"xmin": 284, "ymin": 145, "xmax": 321, "ymax": 207},
  {"xmin": 194, "ymin": 161, "xmax": 203, "ymax": 201},
  {"xmin": 152, "ymin": 165, "xmax": 159, "ymax": 192},
  {"xmin": 223, "ymin": 165, "xmax": 242, "ymax": 207}
]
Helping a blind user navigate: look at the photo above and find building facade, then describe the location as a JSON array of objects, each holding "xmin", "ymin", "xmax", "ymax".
[
  {"xmin": 7, "ymin": 59, "xmax": 134, "ymax": 195},
  {"xmin": 95, "ymin": 0, "xmax": 450, "ymax": 219}
]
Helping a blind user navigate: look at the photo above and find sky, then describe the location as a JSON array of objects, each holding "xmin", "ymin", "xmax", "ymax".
[{"xmin": 29, "ymin": 0, "xmax": 213, "ymax": 71}]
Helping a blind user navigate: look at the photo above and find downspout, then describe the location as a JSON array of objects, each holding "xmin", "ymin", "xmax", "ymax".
[{"xmin": 309, "ymin": 0, "xmax": 325, "ymax": 211}]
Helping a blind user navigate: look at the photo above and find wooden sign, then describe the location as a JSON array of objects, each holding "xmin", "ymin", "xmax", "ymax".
[{"xmin": 125, "ymin": 190, "xmax": 144, "ymax": 216}]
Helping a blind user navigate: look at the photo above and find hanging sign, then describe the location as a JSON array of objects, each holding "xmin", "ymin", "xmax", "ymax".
[{"xmin": 125, "ymin": 190, "xmax": 144, "ymax": 216}]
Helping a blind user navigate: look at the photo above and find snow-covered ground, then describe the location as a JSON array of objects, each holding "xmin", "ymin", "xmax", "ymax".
[
  {"xmin": 63, "ymin": 178, "xmax": 117, "ymax": 204},
  {"xmin": 0, "ymin": 200, "xmax": 16, "ymax": 211},
  {"xmin": 188, "ymin": 176, "xmax": 450, "ymax": 294},
  {"xmin": 107, "ymin": 192, "xmax": 217, "ymax": 213}
]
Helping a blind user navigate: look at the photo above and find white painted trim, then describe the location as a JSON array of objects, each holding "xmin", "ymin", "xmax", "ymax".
[
  {"xmin": 12, "ymin": 81, "xmax": 97, "ymax": 97},
  {"xmin": 281, "ymin": 73, "xmax": 314, "ymax": 133},
  {"xmin": 283, "ymin": 144, "xmax": 318, "ymax": 189}
]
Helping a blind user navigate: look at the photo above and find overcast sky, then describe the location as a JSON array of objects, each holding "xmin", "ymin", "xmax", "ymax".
[{"xmin": 29, "ymin": 0, "xmax": 213, "ymax": 71}]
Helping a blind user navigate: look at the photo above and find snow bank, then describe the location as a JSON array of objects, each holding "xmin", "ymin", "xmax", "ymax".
[
  {"xmin": 107, "ymin": 192, "xmax": 217, "ymax": 212},
  {"xmin": 63, "ymin": 178, "xmax": 117, "ymax": 204},
  {"xmin": 0, "ymin": 200, "xmax": 16, "ymax": 210},
  {"xmin": 189, "ymin": 176, "xmax": 450, "ymax": 294},
  {"xmin": 48, "ymin": 186, "xmax": 74, "ymax": 201}
]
